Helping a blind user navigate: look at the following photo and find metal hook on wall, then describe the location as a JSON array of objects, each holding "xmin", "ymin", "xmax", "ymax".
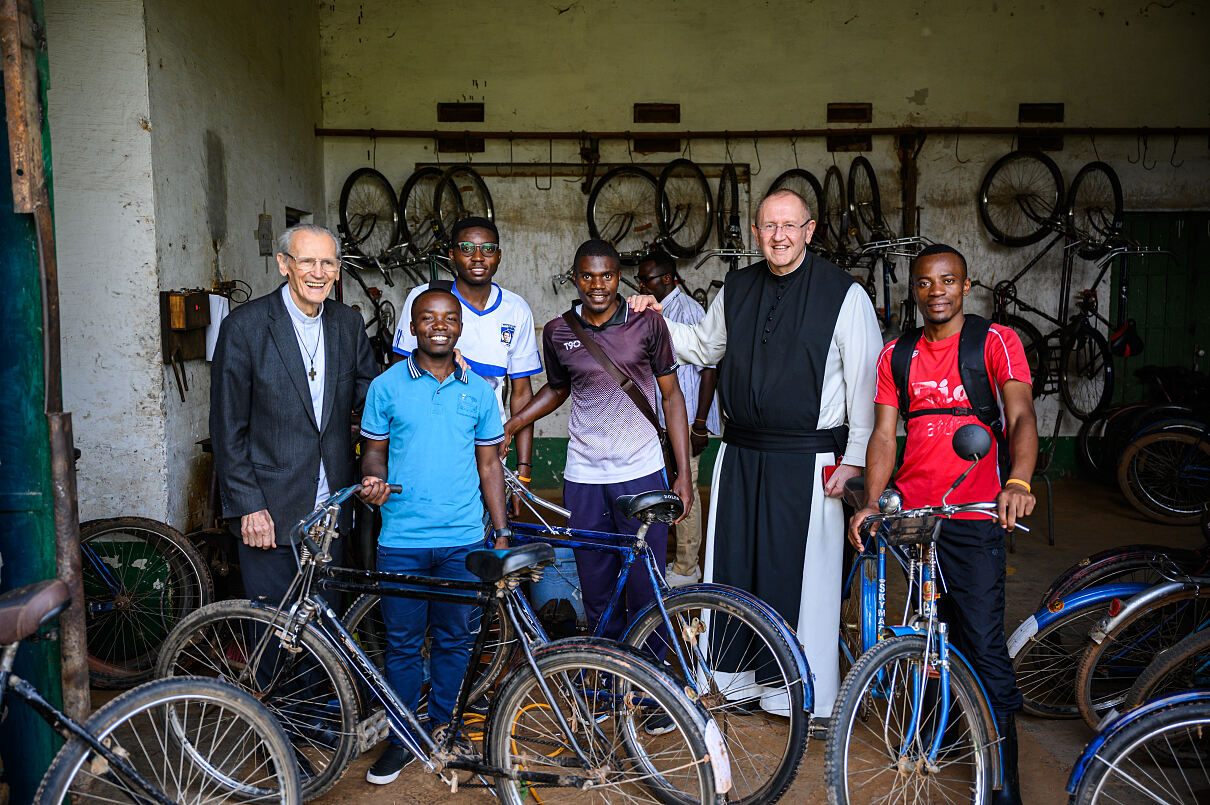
[
  {"xmin": 499, "ymin": 138, "xmax": 515, "ymax": 178},
  {"xmin": 750, "ymin": 138, "xmax": 762, "ymax": 177},
  {"xmin": 1089, "ymin": 134, "xmax": 1101, "ymax": 162},
  {"xmin": 953, "ymin": 127, "xmax": 970, "ymax": 165},
  {"xmin": 1169, "ymin": 134, "xmax": 1184, "ymax": 168},
  {"xmin": 534, "ymin": 138, "xmax": 553, "ymax": 191},
  {"xmin": 432, "ymin": 135, "xmax": 442, "ymax": 166},
  {"xmin": 1141, "ymin": 134, "xmax": 1156, "ymax": 170},
  {"xmin": 724, "ymin": 135, "xmax": 736, "ymax": 167},
  {"xmin": 790, "ymin": 136, "xmax": 800, "ymax": 169}
]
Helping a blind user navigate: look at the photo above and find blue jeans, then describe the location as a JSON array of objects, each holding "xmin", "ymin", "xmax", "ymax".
[{"xmin": 377, "ymin": 542, "xmax": 479, "ymax": 737}]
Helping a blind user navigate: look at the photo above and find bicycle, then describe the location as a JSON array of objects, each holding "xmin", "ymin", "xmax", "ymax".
[
  {"xmin": 824, "ymin": 424, "xmax": 1014, "ymax": 805},
  {"xmin": 1065, "ymin": 689, "xmax": 1210, "ymax": 804},
  {"xmin": 1116, "ymin": 419, "xmax": 1210, "ymax": 525},
  {"xmin": 343, "ymin": 465, "xmax": 812, "ymax": 804},
  {"xmin": 157, "ymin": 482, "xmax": 728, "ymax": 802},
  {"xmin": 1, "ymin": 578, "xmax": 300, "ymax": 803}
]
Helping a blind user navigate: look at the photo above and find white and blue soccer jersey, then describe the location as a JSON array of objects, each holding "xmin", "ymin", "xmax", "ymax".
[{"xmin": 393, "ymin": 282, "xmax": 543, "ymax": 422}]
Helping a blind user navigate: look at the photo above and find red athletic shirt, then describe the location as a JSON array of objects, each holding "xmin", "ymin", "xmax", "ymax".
[{"xmin": 875, "ymin": 323, "xmax": 1032, "ymax": 512}]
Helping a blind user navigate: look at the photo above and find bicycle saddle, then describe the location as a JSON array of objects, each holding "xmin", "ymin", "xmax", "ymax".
[
  {"xmin": 0, "ymin": 578, "xmax": 69, "ymax": 645},
  {"xmin": 466, "ymin": 542, "xmax": 556, "ymax": 583},
  {"xmin": 615, "ymin": 491, "xmax": 684, "ymax": 524}
]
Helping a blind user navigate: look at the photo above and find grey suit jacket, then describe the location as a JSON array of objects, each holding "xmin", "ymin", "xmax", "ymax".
[{"xmin": 210, "ymin": 284, "xmax": 378, "ymax": 542}]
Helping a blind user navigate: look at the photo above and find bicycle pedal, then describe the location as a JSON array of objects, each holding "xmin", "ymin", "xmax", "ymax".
[{"xmin": 357, "ymin": 708, "xmax": 390, "ymax": 753}]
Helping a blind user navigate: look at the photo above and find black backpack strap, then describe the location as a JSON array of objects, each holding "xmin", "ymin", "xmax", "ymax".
[
  {"xmin": 890, "ymin": 327, "xmax": 924, "ymax": 423},
  {"xmin": 427, "ymin": 279, "xmax": 455, "ymax": 292},
  {"xmin": 958, "ymin": 315, "xmax": 1011, "ymax": 478}
]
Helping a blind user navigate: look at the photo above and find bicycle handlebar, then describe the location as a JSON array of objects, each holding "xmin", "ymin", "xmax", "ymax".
[
  {"xmin": 501, "ymin": 462, "xmax": 572, "ymax": 519},
  {"xmin": 292, "ymin": 482, "xmax": 403, "ymax": 554},
  {"xmin": 861, "ymin": 501, "xmax": 1030, "ymax": 536}
]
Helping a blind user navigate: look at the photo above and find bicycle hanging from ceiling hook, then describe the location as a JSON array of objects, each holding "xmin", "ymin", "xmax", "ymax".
[{"xmin": 534, "ymin": 137, "xmax": 553, "ymax": 191}]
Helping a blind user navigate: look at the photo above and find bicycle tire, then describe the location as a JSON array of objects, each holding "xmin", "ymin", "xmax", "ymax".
[
  {"xmin": 1040, "ymin": 545, "xmax": 1207, "ymax": 608},
  {"xmin": 1103, "ymin": 405, "xmax": 1200, "ymax": 474},
  {"xmin": 341, "ymin": 592, "xmax": 516, "ymax": 708},
  {"xmin": 766, "ymin": 168, "xmax": 825, "ymax": 231},
  {"xmin": 1074, "ymin": 587, "xmax": 1210, "ymax": 729},
  {"xmin": 1011, "ymin": 595, "xmax": 1123, "ymax": 719},
  {"xmin": 1076, "ymin": 407, "xmax": 1121, "ymax": 480},
  {"xmin": 35, "ymin": 676, "xmax": 301, "ymax": 804},
  {"xmin": 996, "ymin": 314, "xmax": 1049, "ymax": 399},
  {"xmin": 1066, "ymin": 161, "xmax": 1124, "ymax": 260},
  {"xmin": 1070, "ymin": 698, "xmax": 1210, "ymax": 804},
  {"xmin": 847, "ymin": 156, "xmax": 890, "ymax": 244},
  {"xmin": 824, "ymin": 634, "xmax": 994, "ymax": 805},
  {"xmin": 1059, "ymin": 323, "xmax": 1114, "ymax": 420},
  {"xmin": 977, "ymin": 150, "xmax": 1064, "ymax": 247},
  {"xmin": 622, "ymin": 587, "xmax": 808, "ymax": 805},
  {"xmin": 486, "ymin": 637, "xmax": 719, "ymax": 805},
  {"xmin": 657, "ymin": 158, "xmax": 712, "ymax": 257},
  {"xmin": 587, "ymin": 166, "xmax": 660, "ymax": 255},
  {"xmin": 840, "ymin": 551, "xmax": 880, "ymax": 678},
  {"xmin": 821, "ymin": 165, "xmax": 849, "ymax": 255},
  {"xmin": 717, "ymin": 163, "xmax": 743, "ymax": 250},
  {"xmin": 155, "ymin": 599, "xmax": 360, "ymax": 800},
  {"xmin": 432, "ymin": 164, "xmax": 494, "ymax": 246},
  {"xmin": 81, "ymin": 517, "xmax": 214, "ymax": 689},
  {"xmin": 338, "ymin": 167, "xmax": 400, "ymax": 260},
  {"xmin": 397, "ymin": 166, "xmax": 443, "ymax": 257},
  {"xmin": 1126, "ymin": 628, "xmax": 1210, "ymax": 709},
  {"xmin": 1117, "ymin": 430, "xmax": 1210, "ymax": 524}
]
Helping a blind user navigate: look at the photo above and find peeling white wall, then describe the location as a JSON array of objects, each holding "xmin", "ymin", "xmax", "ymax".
[{"xmin": 46, "ymin": 0, "xmax": 165, "ymax": 520}]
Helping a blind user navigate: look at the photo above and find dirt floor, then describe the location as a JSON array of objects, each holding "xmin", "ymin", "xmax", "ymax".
[{"xmin": 97, "ymin": 477, "xmax": 1204, "ymax": 803}]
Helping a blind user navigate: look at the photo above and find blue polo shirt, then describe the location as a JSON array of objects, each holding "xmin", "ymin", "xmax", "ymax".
[{"xmin": 360, "ymin": 356, "xmax": 504, "ymax": 548}]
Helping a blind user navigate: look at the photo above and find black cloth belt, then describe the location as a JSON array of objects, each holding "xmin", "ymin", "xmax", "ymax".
[{"xmin": 722, "ymin": 421, "xmax": 849, "ymax": 454}]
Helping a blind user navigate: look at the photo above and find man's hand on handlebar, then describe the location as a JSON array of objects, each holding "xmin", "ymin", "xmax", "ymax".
[
  {"xmin": 847, "ymin": 505, "xmax": 881, "ymax": 552},
  {"xmin": 995, "ymin": 484, "xmax": 1035, "ymax": 532},
  {"xmin": 358, "ymin": 475, "xmax": 393, "ymax": 507}
]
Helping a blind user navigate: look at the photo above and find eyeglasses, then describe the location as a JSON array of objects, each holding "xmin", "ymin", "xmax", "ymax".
[
  {"xmin": 285, "ymin": 253, "xmax": 340, "ymax": 272},
  {"xmin": 758, "ymin": 221, "xmax": 813, "ymax": 235},
  {"xmin": 456, "ymin": 242, "xmax": 500, "ymax": 256},
  {"xmin": 636, "ymin": 272, "xmax": 671, "ymax": 287}
]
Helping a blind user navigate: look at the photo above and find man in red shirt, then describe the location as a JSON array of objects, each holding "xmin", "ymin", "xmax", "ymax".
[{"xmin": 849, "ymin": 244, "xmax": 1037, "ymax": 805}]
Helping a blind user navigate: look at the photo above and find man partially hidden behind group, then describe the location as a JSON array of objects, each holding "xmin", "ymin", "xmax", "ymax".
[{"xmin": 629, "ymin": 189, "xmax": 882, "ymax": 722}]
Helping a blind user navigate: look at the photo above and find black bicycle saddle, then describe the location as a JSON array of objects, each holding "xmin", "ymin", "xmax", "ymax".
[
  {"xmin": 0, "ymin": 579, "xmax": 69, "ymax": 645},
  {"xmin": 465, "ymin": 542, "xmax": 556, "ymax": 583},
  {"xmin": 615, "ymin": 491, "xmax": 684, "ymax": 524}
]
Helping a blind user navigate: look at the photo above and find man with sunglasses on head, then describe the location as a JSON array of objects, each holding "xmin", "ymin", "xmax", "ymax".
[
  {"xmin": 634, "ymin": 249, "xmax": 720, "ymax": 587},
  {"xmin": 393, "ymin": 217, "xmax": 542, "ymax": 494}
]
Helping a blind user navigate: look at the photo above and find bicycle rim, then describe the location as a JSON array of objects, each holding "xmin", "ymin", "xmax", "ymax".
[
  {"xmin": 1013, "ymin": 602, "xmax": 1112, "ymax": 718},
  {"xmin": 767, "ymin": 168, "xmax": 824, "ymax": 235},
  {"xmin": 1059, "ymin": 325, "xmax": 1113, "ymax": 420},
  {"xmin": 433, "ymin": 164, "xmax": 494, "ymax": 245},
  {"xmin": 822, "ymin": 165, "xmax": 848, "ymax": 255},
  {"xmin": 717, "ymin": 163, "xmax": 742, "ymax": 250},
  {"xmin": 587, "ymin": 166, "xmax": 660, "ymax": 255},
  {"xmin": 977, "ymin": 151, "xmax": 1064, "ymax": 247},
  {"xmin": 657, "ymin": 158, "xmax": 712, "ymax": 257},
  {"xmin": 338, "ymin": 167, "xmax": 399, "ymax": 259},
  {"xmin": 1118, "ymin": 432, "xmax": 1210, "ymax": 524},
  {"xmin": 997, "ymin": 314, "xmax": 1049, "ymax": 399},
  {"xmin": 847, "ymin": 156, "xmax": 889, "ymax": 244},
  {"xmin": 398, "ymin": 166, "xmax": 443, "ymax": 256},
  {"xmin": 1126, "ymin": 629, "xmax": 1210, "ymax": 709},
  {"xmin": 1067, "ymin": 161, "xmax": 1124, "ymax": 260}
]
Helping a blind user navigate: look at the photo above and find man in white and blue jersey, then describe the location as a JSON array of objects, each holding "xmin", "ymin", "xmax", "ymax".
[{"xmin": 393, "ymin": 217, "xmax": 542, "ymax": 490}]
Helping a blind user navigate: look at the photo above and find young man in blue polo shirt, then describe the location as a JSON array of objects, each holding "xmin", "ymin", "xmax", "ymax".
[{"xmin": 359, "ymin": 287, "xmax": 510, "ymax": 784}]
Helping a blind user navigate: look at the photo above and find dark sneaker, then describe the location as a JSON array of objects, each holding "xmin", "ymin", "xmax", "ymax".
[
  {"xmin": 643, "ymin": 709, "xmax": 676, "ymax": 736},
  {"xmin": 366, "ymin": 743, "xmax": 412, "ymax": 785}
]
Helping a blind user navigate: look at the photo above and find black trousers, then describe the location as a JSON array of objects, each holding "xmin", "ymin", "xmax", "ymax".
[
  {"xmin": 934, "ymin": 518, "xmax": 1023, "ymax": 715},
  {"xmin": 235, "ymin": 537, "xmax": 344, "ymax": 611}
]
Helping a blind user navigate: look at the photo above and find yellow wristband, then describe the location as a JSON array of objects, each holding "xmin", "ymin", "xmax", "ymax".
[
  {"xmin": 517, "ymin": 476, "xmax": 532, "ymax": 483},
  {"xmin": 1005, "ymin": 478, "xmax": 1031, "ymax": 493}
]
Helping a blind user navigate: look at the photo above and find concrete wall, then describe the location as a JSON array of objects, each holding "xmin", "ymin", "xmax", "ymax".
[
  {"xmin": 318, "ymin": 0, "xmax": 1210, "ymax": 453},
  {"xmin": 47, "ymin": 0, "xmax": 324, "ymax": 527}
]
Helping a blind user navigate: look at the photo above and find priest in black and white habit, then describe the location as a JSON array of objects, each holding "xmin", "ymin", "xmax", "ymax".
[{"xmin": 628, "ymin": 189, "xmax": 881, "ymax": 723}]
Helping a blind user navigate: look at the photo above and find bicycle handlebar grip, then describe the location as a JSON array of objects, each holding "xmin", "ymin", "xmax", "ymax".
[
  {"xmin": 302, "ymin": 532, "xmax": 322, "ymax": 557},
  {"xmin": 388, "ymin": 484, "xmax": 402, "ymax": 494}
]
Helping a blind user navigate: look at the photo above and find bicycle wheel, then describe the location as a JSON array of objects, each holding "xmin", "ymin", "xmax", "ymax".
[
  {"xmin": 1040, "ymin": 545, "xmax": 1207, "ymax": 608},
  {"xmin": 1067, "ymin": 161, "xmax": 1124, "ymax": 260},
  {"xmin": 1071, "ymin": 698, "xmax": 1210, "ymax": 804},
  {"xmin": 1059, "ymin": 323, "xmax": 1114, "ymax": 420},
  {"xmin": 996, "ymin": 314, "xmax": 1049, "ymax": 399},
  {"xmin": 821, "ymin": 165, "xmax": 849, "ymax": 255},
  {"xmin": 825, "ymin": 634, "xmax": 994, "ymax": 805},
  {"xmin": 622, "ymin": 587, "xmax": 807, "ymax": 805},
  {"xmin": 657, "ymin": 158, "xmax": 712, "ymax": 257},
  {"xmin": 977, "ymin": 150, "xmax": 1064, "ymax": 247},
  {"xmin": 1117, "ymin": 431, "xmax": 1210, "ymax": 525},
  {"xmin": 432, "ymin": 164, "xmax": 494, "ymax": 246},
  {"xmin": 847, "ymin": 156, "xmax": 890, "ymax": 244},
  {"xmin": 341, "ymin": 592, "xmax": 516, "ymax": 706},
  {"xmin": 840, "ymin": 551, "xmax": 880, "ymax": 678},
  {"xmin": 1126, "ymin": 629, "xmax": 1210, "ymax": 709},
  {"xmin": 766, "ymin": 168, "xmax": 825, "ymax": 230},
  {"xmin": 35, "ymin": 676, "xmax": 301, "ymax": 804},
  {"xmin": 156, "ymin": 599, "xmax": 360, "ymax": 800},
  {"xmin": 1011, "ymin": 596, "xmax": 1122, "ymax": 718},
  {"xmin": 398, "ymin": 166, "xmax": 443, "ymax": 256},
  {"xmin": 338, "ymin": 167, "xmax": 399, "ymax": 260},
  {"xmin": 1074, "ymin": 587, "xmax": 1210, "ymax": 729},
  {"xmin": 587, "ymin": 166, "xmax": 660, "ymax": 255},
  {"xmin": 81, "ymin": 517, "xmax": 214, "ymax": 689},
  {"xmin": 1077, "ymin": 407, "xmax": 1120, "ymax": 480},
  {"xmin": 717, "ymin": 163, "xmax": 743, "ymax": 250},
  {"xmin": 486, "ymin": 638, "xmax": 718, "ymax": 805}
]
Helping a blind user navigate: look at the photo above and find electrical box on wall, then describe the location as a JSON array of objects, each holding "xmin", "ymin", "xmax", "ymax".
[
  {"xmin": 160, "ymin": 290, "xmax": 210, "ymax": 361},
  {"xmin": 257, "ymin": 214, "xmax": 273, "ymax": 256}
]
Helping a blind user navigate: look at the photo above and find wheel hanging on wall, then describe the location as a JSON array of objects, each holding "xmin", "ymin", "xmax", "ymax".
[
  {"xmin": 397, "ymin": 166, "xmax": 443, "ymax": 257},
  {"xmin": 766, "ymin": 168, "xmax": 824, "ymax": 245},
  {"xmin": 821, "ymin": 165, "xmax": 849, "ymax": 256},
  {"xmin": 1066, "ymin": 161, "xmax": 1124, "ymax": 260},
  {"xmin": 656, "ymin": 158, "xmax": 713, "ymax": 257},
  {"xmin": 586, "ymin": 165, "xmax": 660, "ymax": 255},
  {"xmin": 432, "ymin": 164, "xmax": 494, "ymax": 247},
  {"xmin": 338, "ymin": 167, "xmax": 400, "ymax": 260},
  {"xmin": 847, "ymin": 155, "xmax": 892, "ymax": 244},
  {"xmin": 977, "ymin": 150, "xmax": 1065, "ymax": 247}
]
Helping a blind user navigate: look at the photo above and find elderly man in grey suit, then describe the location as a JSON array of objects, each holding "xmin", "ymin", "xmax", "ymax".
[{"xmin": 210, "ymin": 223, "xmax": 378, "ymax": 606}]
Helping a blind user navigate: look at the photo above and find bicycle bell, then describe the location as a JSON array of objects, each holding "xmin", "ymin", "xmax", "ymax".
[{"xmin": 878, "ymin": 488, "xmax": 903, "ymax": 515}]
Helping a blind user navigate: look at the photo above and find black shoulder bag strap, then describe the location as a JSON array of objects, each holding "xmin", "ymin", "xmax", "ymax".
[{"xmin": 561, "ymin": 310, "xmax": 677, "ymax": 479}]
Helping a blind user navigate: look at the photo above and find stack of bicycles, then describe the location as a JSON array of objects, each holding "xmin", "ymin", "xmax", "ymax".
[{"xmin": 155, "ymin": 476, "xmax": 796, "ymax": 802}]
